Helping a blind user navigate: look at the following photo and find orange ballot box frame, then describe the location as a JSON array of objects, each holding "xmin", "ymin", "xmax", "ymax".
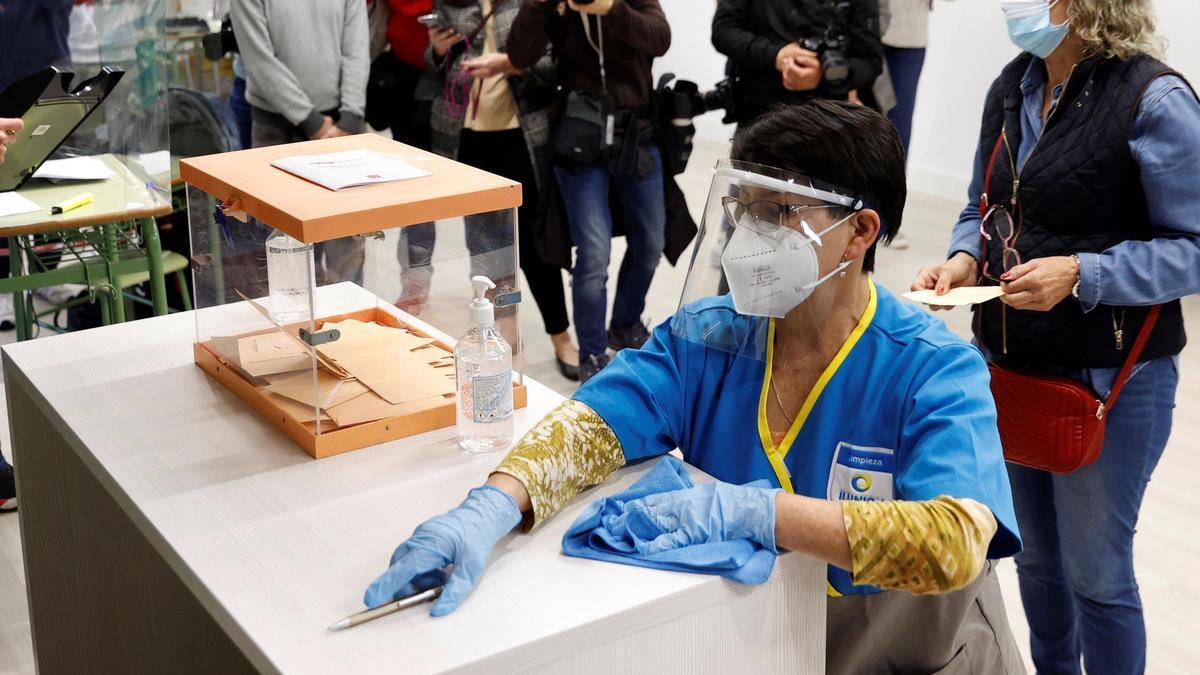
[{"xmin": 181, "ymin": 135, "xmax": 526, "ymax": 458}]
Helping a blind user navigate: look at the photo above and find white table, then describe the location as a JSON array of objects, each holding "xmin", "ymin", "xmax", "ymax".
[{"xmin": 3, "ymin": 293, "xmax": 826, "ymax": 674}]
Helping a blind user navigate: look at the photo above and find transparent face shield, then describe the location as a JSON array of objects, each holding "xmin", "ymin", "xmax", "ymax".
[{"xmin": 670, "ymin": 159, "xmax": 863, "ymax": 360}]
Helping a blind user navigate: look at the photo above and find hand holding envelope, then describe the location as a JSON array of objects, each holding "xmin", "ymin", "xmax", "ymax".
[{"xmin": 902, "ymin": 286, "xmax": 1006, "ymax": 307}]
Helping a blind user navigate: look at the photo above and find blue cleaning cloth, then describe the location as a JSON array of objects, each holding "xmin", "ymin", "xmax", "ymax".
[{"xmin": 562, "ymin": 457, "xmax": 777, "ymax": 585}]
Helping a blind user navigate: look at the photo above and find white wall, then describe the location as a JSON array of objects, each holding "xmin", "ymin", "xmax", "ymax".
[
  {"xmin": 905, "ymin": 2, "xmax": 1017, "ymax": 201},
  {"xmin": 657, "ymin": 0, "xmax": 1200, "ymax": 202}
]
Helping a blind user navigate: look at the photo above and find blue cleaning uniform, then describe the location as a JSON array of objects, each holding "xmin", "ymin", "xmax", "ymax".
[{"xmin": 574, "ymin": 280, "xmax": 1021, "ymax": 596}]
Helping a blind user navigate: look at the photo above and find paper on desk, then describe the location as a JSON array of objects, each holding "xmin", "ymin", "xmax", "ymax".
[
  {"xmin": 0, "ymin": 192, "xmax": 41, "ymax": 217},
  {"xmin": 316, "ymin": 319, "xmax": 453, "ymax": 405},
  {"xmin": 270, "ymin": 149, "xmax": 431, "ymax": 191},
  {"xmin": 135, "ymin": 151, "xmax": 171, "ymax": 176},
  {"xmin": 263, "ymin": 369, "xmax": 369, "ymax": 409},
  {"xmin": 32, "ymin": 156, "xmax": 115, "ymax": 182},
  {"xmin": 903, "ymin": 286, "xmax": 1006, "ymax": 307}
]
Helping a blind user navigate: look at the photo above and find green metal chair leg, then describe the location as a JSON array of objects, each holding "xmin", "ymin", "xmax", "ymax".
[
  {"xmin": 175, "ymin": 269, "xmax": 193, "ymax": 311},
  {"xmin": 98, "ymin": 290, "xmax": 112, "ymax": 326},
  {"xmin": 101, "ymin": 224, "xmax": 126, "ymax": 324},
  {"xmin": 8, "ymin": 235, "xmax": 30, "ymax": 341},
  {"xmin": 140, "ymin": 216, "xmax": 169, "ymax": 316}
]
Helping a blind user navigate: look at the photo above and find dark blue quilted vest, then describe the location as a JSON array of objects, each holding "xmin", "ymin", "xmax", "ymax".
[{"xmin": 974, "ymin": 53, "xmax": 1188, "ymax": 370}]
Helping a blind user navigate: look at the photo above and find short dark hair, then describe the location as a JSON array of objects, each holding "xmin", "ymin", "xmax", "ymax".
[{"xmin": 731, "ymin": 100, "xmax": 907, "ymax": 273}]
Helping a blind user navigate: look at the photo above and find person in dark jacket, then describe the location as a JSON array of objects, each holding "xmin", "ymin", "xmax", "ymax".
[
  {"xmin": 508, "ymin": 0, "xmax": 671, "ymax": 383},
  {"xmin": 0, "ymin": 0, "xmax": 72, "ymax": 338},
  {"xmin": 712, "ymin": 0, "xmax": 883, "ymax": 128},
  {"xmin": 0, "ymin": 0, "xmax": 73, "ymax": 93},
  {"xmin": 914, "ymin": 1, "xmax": 1200, "ymax": 672}
]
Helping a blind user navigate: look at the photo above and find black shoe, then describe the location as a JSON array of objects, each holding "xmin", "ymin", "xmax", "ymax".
[
  {"xmin": 0, "ymin": 467, "xmax": 16, "ymax": 513},
  {"xmin": 557, "ymin": 356, "xmax": 580, "ymax": 381},
  {"xmin": 578, "ymin": 353, "xmax": 610, "ymax": 385},
  {"xmin": 0, "ymin": 319, "xmax": 14, "ymax": 332},
  {"xmin": 608, "ymin": 322, "xmax": 651, "ymax": 352}
]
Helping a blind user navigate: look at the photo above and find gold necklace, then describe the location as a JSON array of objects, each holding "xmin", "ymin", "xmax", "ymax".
[
  {"xmin": 771, "ymin": 327, "xmax": 795, "ymax": 417},
  {"xmin": 770, "ymin": 376, "xmax": 791, "ymax": 416}
]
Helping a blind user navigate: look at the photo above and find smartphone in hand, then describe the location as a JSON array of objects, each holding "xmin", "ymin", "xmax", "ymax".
[{"xmin": 417, "ymin": 13, "xmax": 445, "ymax": 29}]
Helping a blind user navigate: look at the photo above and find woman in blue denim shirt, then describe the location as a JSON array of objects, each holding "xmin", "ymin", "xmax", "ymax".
[{"xmin": 914, "ymin": 1, "xmax": 1200, "ymax": 673}]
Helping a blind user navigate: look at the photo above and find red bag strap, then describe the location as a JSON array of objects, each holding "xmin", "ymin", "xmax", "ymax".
[
  {"xmin": 1105, "ymin": 305, "xmax": 1162, "ymax": 409},
  {"xmin": 980, "ymin": 130, "xmax": 1006, "ymax": 217}
]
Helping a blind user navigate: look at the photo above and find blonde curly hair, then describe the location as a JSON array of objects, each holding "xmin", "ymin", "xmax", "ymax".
[{"xmin": 1069, "ymin": 0, "xmax": 1165, "ymax": 59}]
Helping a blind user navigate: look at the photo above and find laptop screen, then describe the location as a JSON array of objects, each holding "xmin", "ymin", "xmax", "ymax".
[{"xmin": 0, "ymin": 67, "xmax": 124, "ymax": 193}]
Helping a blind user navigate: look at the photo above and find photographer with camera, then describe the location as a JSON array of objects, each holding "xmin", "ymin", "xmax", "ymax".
[
  {"xmin": 712, "ymin": 0, "xmax": 883, "ymax": 128},
  {"xmin": 508, "ymin": 0, "xmax": 671, "ymax": 383}
]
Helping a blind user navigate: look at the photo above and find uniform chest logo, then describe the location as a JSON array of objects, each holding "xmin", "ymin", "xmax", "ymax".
[{"xmin": 827, "ymin": 442, "xmax": 895, "ymax": 501}]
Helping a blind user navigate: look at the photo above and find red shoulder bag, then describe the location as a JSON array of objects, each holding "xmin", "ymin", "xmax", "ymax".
[
  {"xmin": 987, "ymin": 306, "xmax": 1159, "ymax": 473},
  {"xmin": 979, "ymin": 132, "xmax": 1160, "ymax": 473}
]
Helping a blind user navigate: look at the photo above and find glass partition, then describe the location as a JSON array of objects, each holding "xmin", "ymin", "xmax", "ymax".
[{"xmin": 57, "ymin": 0, "xmax": 171, "ymax": 208}]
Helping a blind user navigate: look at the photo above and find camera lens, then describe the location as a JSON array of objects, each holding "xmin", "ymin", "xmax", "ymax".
[{"xmin": 821, "ymin": 51, "xmax": 850, "ymax": 86}]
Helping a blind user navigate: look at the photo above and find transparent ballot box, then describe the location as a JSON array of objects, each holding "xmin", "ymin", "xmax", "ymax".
[{"xmin": 180, "ymin": 135, "xmax": 525, "ymax": 458}]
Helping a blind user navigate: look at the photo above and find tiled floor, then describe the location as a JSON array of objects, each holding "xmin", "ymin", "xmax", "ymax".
[{"xmin": 3, "ymin": 139, "xmax": 1200, "ymax": 672}]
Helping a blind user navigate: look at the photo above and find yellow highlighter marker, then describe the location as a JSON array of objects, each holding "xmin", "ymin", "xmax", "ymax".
[{"xmin": 50, "ymin": 191, "xmax": 93, "ymax": 215}]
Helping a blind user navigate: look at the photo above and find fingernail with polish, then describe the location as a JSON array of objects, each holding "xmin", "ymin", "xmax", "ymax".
[{"xmin": 1000, "ymin": 273, "xmax": 1011, "ymax": 280}]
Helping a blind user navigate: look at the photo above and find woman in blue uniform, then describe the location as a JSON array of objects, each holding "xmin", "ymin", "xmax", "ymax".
[{"xmin": 365, "ymin": 100, "xmax": 1024, "ymax": 673}]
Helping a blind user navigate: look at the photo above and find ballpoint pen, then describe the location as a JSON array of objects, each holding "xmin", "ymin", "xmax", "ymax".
[{"xmin": 327, "ymin": 587, "xmax": 443, "ymax": 632}]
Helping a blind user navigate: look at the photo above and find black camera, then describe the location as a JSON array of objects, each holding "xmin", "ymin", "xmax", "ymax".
[
  {"xmin": 653, "ymin": 75, "xmax": 737, "ymax": 176},
  {"xmin": 202, "ymin": 14, "xmax": 239, "ymax": 61},
  {"xmin": 660, "ymin": 77, "xmax": 736, "ymax": 125},
  {"xmin": 799, "ymin": 0, "xmax": 854, "ymax": 95},
  {"xmin": 800, "ymin": 35, "xmax": 851, "ymax": 93}
]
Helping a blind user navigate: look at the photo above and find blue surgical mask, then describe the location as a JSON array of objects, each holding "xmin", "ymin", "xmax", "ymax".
[{"xmin": 1001, "ymin": 0, "xmax": 1071, "ymax": 59}]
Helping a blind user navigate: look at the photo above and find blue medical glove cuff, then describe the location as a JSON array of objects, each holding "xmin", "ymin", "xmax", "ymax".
[
  {"xmin": 748, "ymin": 485, "xmax": 782, "ymax": 555},
  {"xmin": 715, "ymin": 483, "xmax": 781, "ymax": 554},
  {"xmin": 464, "ymin": 484, "xmax": 524, "ymax": 542}
]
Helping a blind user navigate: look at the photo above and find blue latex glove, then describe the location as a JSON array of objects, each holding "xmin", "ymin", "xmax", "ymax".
[
  {"xmin": 363, "ymin": 485, "xmax": 522, "ymax": 617},
  {"xmin": 605, "ymin": 481, "xmax": 781, "ymax": 556}
]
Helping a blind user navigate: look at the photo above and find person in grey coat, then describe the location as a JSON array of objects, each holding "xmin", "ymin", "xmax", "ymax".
[{"xmin": 232, "ymin": 0, "xmax": 370, "ymax": 285}]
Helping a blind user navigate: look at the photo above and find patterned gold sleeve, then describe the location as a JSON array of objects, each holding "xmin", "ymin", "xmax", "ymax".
[
  {"xmin": 841, "ymin": 496, "xmax": 998, "ymax": 595},
  {"xmin": 492, "ymin": 399, "xmax": 627, "ymax": 530}
]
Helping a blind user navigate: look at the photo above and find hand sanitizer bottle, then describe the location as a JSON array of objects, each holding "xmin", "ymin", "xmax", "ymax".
[
  {"xmin": 455, "ymin": 276, "xmax": 514, "ymax": 454},
  {"xmin": 265, "ymin": 228, "xmax": 315, "ymax": 324}
]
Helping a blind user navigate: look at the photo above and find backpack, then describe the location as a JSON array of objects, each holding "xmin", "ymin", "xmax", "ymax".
[{"xmin": 168, "ymin": 87, "xmax": 240, "ymax": 157}]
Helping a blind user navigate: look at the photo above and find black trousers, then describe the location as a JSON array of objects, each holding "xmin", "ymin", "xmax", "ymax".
[{"xmin": 405, "ymin": 128, "xmax": 569, "ymax": 336}]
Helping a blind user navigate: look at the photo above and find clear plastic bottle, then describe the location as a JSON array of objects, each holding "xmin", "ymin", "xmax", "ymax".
[
  {"xmin": 455, "ymin": 276, "xmax": 514, "ymax": 453},
  {"xmin": 265, "ymin": 229, "xmax": 315, "ymax": 324}
]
